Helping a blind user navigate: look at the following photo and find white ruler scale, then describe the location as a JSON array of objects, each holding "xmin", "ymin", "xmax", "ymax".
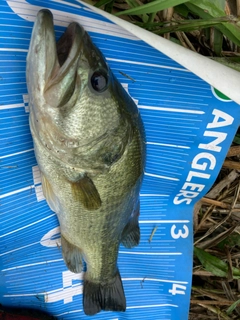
[{"xmin": 1, "ymin": 1, "xmax": 240, "ymax": 319}]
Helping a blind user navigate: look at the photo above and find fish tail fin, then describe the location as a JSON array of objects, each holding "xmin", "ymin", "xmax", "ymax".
[{"xmin": 83, "ymin": 269, "xmax": 126, "ymax": 315}]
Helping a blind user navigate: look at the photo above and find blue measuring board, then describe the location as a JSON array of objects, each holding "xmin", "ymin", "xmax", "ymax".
[{"xmin": 1, "ymin": 1, "xmax": 240, "ymax": 319}]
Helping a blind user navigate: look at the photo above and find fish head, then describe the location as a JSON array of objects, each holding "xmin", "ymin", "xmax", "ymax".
[{"xmin": 27, "ymin": 9, "xmax": 137, "ymax": 170}]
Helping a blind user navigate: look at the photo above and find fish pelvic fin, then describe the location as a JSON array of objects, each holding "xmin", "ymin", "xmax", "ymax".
[
  {"xmin": 41, "ymin": 173, "xmax": 60, "ymax": 213},
  {"xmin": 61, "ymin": 234, "xmax": 83, "ymax": 273},
  {"xmin": 83, "ymin": 269, "xmax": 126, "ymax": 316},
  {"xmin": 71, "ymin": 174, "xmax": 102, "ymax": 210},
  {"xmin": 121, "ymin": 201, "xmax": 140, "ymax": 248}
]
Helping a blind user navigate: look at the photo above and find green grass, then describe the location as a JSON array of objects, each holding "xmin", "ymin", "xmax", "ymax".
[{"xmin": 93, "ymin": 0, "xmax": 240, "ymax": 70}]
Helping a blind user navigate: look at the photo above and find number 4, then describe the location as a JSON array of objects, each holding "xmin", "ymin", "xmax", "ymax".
[{"xmin": 169, "ymin": 283, "xmax": 187, "ymax": 295}]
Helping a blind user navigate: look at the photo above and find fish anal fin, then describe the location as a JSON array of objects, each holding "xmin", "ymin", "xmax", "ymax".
[
  {"xmin": 61, "ymin": 234, "xmax": 83, "ymax": 274},
  {"xmin": 121, "ymin": 201, "xmax": 140, "ymax": 249},
  {"xmin": 70, "ymin": 175, "xmax": 102, "ymax": 211},
  {"xmin": 41, "ymin": 173, "xmax": 60, "ymax": 213},
  {"xmin": 83, "ymin": 269, "xmax": 126, "ymax": 316}
]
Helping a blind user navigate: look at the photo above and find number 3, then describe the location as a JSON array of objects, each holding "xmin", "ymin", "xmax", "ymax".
[{"xmin": 171, "ymin": 225, "xmax": 189, "ymax": 239}]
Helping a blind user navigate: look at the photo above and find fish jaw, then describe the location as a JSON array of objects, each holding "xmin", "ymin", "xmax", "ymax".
[
  {"xmin": 27, "ymin": 9, "xmax": 85, "ymax": 154},
  {"xmin": 26, "ymin": 9, "xmax": 58, "ymax": 109}
]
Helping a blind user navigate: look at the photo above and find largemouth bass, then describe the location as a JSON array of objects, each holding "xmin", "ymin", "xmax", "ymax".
[{"xmin": 27, "ymin": 9, "xmax": 145, "ymax": 315}]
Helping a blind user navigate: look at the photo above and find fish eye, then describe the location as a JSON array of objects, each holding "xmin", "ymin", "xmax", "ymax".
[{"xmin": 91, "ymin": 70, "xmax": 108, "ymax": 92}]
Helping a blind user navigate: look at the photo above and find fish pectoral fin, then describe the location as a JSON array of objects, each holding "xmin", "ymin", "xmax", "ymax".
[
  {"xmin": 121, "ymin": 201, "xmax": 140, "ymax": 249},
  {"xmin": 61, "ymin": 235, "xmax": 83, "ymax": 274},
  {"xmin": 83, "ymin": 269, "xmax": 126, "ymax": 315},
  {"xmin": 71, "ymin": 175, "xmax": 102, "ymax": 210},
  {"xmin": 41, "ymin": 173, "xmax": 60, "ymax": 213}
]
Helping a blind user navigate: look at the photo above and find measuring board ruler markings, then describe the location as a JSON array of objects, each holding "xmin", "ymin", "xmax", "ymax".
[{"xmin": 1, "ymin": 1, "xmax": 240, "ymax": 319}]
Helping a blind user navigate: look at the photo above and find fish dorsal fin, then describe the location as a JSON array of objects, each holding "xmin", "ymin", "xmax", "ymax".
[
  {"xmin": 41, "ymin": 173, "xmax": 60, "ymax": 213},
  {"xmin": 71, "ymin": 175, "xmax": 102, "ymax": 211}
]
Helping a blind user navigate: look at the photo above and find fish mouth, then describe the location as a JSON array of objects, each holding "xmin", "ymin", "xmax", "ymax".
[
  {"xmin": 36, "ymin": 9, "xmax": 85, "ymax": 67},
  {"xmin": 57, "ymin": 22, "xmax": 83, "ymax": 67},
  {"xmin": 27, "ymin": 9, "xmax": 85, "ymax": 109},
  {"xmin": 28, "ymin": 9, "xmax": 108, "ymax": 109}
]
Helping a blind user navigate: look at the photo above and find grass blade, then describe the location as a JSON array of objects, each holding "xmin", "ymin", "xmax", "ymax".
[
  {"xmin": 146, "ymin": 17, "xmax": 231, "ymax": 34},
  {"xmin": 194, "ymin": 247, "xmax": 240, "ymax": 279},
  {"xmin": 227, "ymin": 299, "xmax": 240, "ymax": 315},
  {"xmin": 211, "ymin": 28, "xmax": 223, "ymax": 56},
  {"xmin": 186, "ymin": 1, "xmax": 240, "ymax": 47},
  {"xmin": 115, "ymin": 0, "xmax": 189, "ymax": 16},
  {"xmin": 94, "ymin": 0, "xmax": 113, "ymax": 8},
  {"xmin": 125, "ymin": 0, "xmax": 149, "ymax": 23}
]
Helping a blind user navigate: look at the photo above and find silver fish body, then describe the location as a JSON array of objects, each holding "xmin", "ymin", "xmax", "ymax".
[{"xmin": 27, "ymin": 9, "xmax": 145, "ymax": 315}]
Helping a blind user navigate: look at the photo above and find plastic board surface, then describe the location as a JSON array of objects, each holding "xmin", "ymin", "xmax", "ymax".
[{"xmin": 1, "ymin": 1, "xmax": 240, "ymax": 319}]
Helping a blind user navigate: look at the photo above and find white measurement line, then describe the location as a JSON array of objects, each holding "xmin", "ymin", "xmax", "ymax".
[
  {"xmin": 0, "ymin": 124, "xmax": 29, "ymax": 132},
  {"xmin": 147, "ymin": 98, "xmax": 207, "ymax": 105},
  {"xmin": 0, "ymin": 214, "xmax": 56, "ymax": 238},
  {"xmin": 140, "ymin": 194, "xmax": 170, "ymax": 197},
  {"xmin": 139, "ymin": 220, "xmax": 190, "ymax": 223},
  {"xmin": 0, "ymin": 142, "xmax": 33, "ymax": 154},
  {"xmin": 141, "ymin": 204, "xmax": 168, "ymax": 207},
  {"xmin": 134, "ymin": 78, "xmax": 208, "ymax": 91},
  {"xmin": 127, "ymin": 304, "xmax": 178, "ymax": 309},
  {"xmin": 147, "ymin": 98, "xmax": 206, "ymax": 106},
  {"xmin": 54, "ymin": 310, "xmax": 83, "ymax": 317},
  {"xmin": 2, "ymin": 167, "xmax": 35, "ymax": 182},
  {"xmin": 145, "ymin": 168, "xmax": 181, "ymax": 177},
  {"xmin": 123, "ymin": 277, "xmax": 188, "ymax": 284},
  {"xmin": 144, "ymin": 172, "xmax": 179, "ymax": 181},
  {"xmin": 119, "ymin": 251, "xmax": 182, "ymax": 255},
  {"xmin": 0, "ymin": 185, "xmax": 34, "ymax": 199},
  {"xmin": 145, "ymin": 170, "xmax": 181, "ymax": 178},
  {"xmin": 107, "ymin": 58, "xmax": 188, "ymax": 72},
  {"xmin": 0, "ymin": 241, "xmax": 40, "ymax": 256},
  {"xmin": 1, "ymin": 197, "xmax": 38, "ymax": 215},
  {"xmin": 3, "ymin": 293, "xmax": 45, "ymax": 297},
  {"xmin": 142, "ymin": 113, "xmax": 203, "ymax": 122},
  {"xmin": 0, "ymin": 81, "xmax": 27, "ymax": 87},
  {"xmin": 0, "ymin": 48, "xmax": 28, "ymax": 52},
  {"xmin": 0, "ymin": 28, "xmax": 31, "ymax": 34},
  {"xmin": 149, "ymin": 155, "xmax": 187, "ymax": 163},
  {"xmin": 0, "ymin": 148, "xmax": 33, "ymax": 159},
  {"xmin": 113, "ymin": 65, "xmax": 205, "ymax": 83},
  {"xmin": 147, "ymin": 160, "xmax": 184, "ymax": 170},
  {"xmin": 0, "ymin": 93, "xmax": 25, "ymax": 99},
  {"xmin": 137, "ymin": 87, "xmax": 211, "ymax": 99},
  {"xmin": 138, "ymin": 105, "xmax": 204, "ymax": 114},
  {"xmin": 0, "ymin": 132, "xmax": 31, "ymax": 141},
  {"xmin": 144, "ymin": 122, "xmax": 199, "ymax": 130},
  {"xmin": 1, "ymin": 259, "xmax": 63, "ymax": 271},
  {"xmin": 0, "ymin": 103, "xmax": 25, "ymax": 110},
  {"xmin": 50, "ymin": 0, "xmax": 83, "ymax": 8},
  {"xmin": 148, "ymin": 136, "xmax": 192, "ymax": 146},
  {"xmin": 146, "ymin": 146, "xmax": 189, "ymax": 156},
  {"xmin": 147, "ymin": 130, "xmax": 196, "ymax": 138},
  {"xmin": 0, "ymin": 114, "xmax": 27, "ymax": 121},
  {"xmin": 93, "ymin": 32, "xmax": 163, "ymax": 49}
]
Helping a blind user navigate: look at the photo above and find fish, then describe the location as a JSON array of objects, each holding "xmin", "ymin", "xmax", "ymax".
[{"xmin": 27, "ymin": 9, "xmax": 145, "ymax": 316}]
